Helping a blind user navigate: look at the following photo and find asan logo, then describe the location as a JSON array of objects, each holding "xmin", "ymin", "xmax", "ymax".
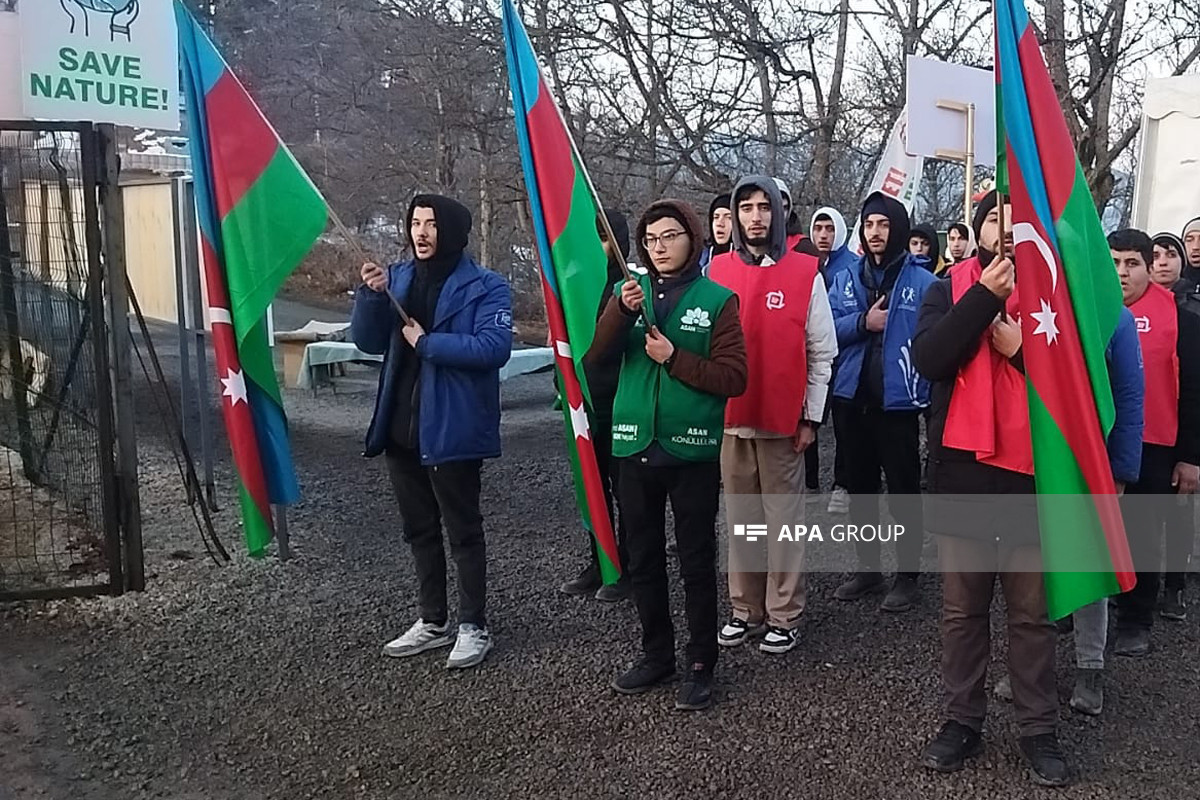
[
  {"xmin": 680, "ymin": 307, "xmax": 711, "ymax": 328},
  {"xmin": 1136, "ymin": 315, "xmax": 1151, "ymax": 334},
  {"xmin": 843, "ymin": 281, "xmax": 854, "ymax": 298},
  {"xmin": 765, "ymin": 291, "xmax": 785, "ymax": 310},
  {"xmin": 901, "ymin": 286, "xmax": 917, "ymax": 304}
]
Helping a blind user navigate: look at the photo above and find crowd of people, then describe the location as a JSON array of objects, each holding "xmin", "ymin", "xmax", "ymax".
[{"xmin": 349, "ymin": 185, "xmax": 1200, "ymax": 787}]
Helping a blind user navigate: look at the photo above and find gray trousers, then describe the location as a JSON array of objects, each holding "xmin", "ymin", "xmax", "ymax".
[{"xmin": 1073, "ymin": 599, "xmax": 1108, "ymax": 670}]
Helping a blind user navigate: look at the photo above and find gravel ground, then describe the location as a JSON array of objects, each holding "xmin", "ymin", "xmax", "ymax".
[{"xmin": 2, "ymin": 315, "xmax": 1200, "ymax": 800}]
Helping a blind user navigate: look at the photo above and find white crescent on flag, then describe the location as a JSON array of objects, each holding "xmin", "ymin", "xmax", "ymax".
[{"xmin": 1013, "ymin": 221, "xmax": 1058, "ymax": 294}]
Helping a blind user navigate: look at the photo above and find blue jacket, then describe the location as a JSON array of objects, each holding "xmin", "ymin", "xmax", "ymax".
[
  {"xmin": 822, "ymin": 244, "xmax": 857, "ymax": 287},
  {"xmin": 1104, "ymin": 307, "xmax": 1144, "ymax": 484},
  {"xmin": 352, "ymin": 254, "xmax": 513, "ymax": 464},
  {"xmin": 829, "ymin": 254, "xmax": 938, "ymax": 410}
]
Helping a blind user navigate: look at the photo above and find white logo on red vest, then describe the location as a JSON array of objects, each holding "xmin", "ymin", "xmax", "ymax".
[
  {"xmin": 1136, "ymin": 315, "xmax": 1151, "ymax": 334},
  {"xmin": 765, "ymin": 291, "xmax": 785, "ymax": 310}
]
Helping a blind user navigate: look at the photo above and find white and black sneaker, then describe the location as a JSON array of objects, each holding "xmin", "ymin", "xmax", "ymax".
[
  {"xmin": 759, "ymin": 625, "xmax": 798, "ymax": 654},
  {"xmin": 718, "ymin": 618, "xmax": 766, "ymax": 647},
  {"xmin": 446, "ymin": 623, "xmax": 494, "ymax": 669},
  {"xmin": 382, "ymin": 619, "xmax": 454, "ymax": 658}
]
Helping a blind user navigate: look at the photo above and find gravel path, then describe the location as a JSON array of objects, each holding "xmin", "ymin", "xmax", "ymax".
[{"xmin": 3, "ymin": 324, "xmax": 1199, "ymax": 800}]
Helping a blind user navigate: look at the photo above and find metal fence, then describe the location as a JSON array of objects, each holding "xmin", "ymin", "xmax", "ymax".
[{"xmin": 0, "ymin": 121, "xmax": 122, "ymax": 599}]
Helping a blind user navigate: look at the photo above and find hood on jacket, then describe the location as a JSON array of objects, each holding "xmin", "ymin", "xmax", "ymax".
[
  {"xmin": 911, "ymin": 223, "xmax": 938, "ymax": 256},
  {"xmin": 601, "ymin": 207, "xmax": 631, "ymax": 262},
  {"xmin": 634, "ymin": 199, "xmax": 705, "ymax": 277},
  {"xmin": 731, "ymin": 175, "xmax": 788, "ymax": 263},
  {"xmin": 811, "ymin": 206, "xmax": 848, "ymax": 252},
  {"xmin": 858, "ymin": 191, "xmax": 911, "ymax": 267},
  {"xmin": 774, "ymin": 177, "xmax": 805, "ymax": 237},
  {"xmin": 407, "ymin": 194, "xmax": 472, "ymax": 260},
  {"xmin": 707, "ymin": 193, "xmax": 733, "ymax": 252}
]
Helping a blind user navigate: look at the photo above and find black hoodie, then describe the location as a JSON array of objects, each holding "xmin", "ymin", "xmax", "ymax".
[
  {"xmin": 707, "ymin": 193, "xmax": 733, "ymax": 256},
  {"xmin": 389, "ymin": 194, "xmax": 472, "ymax": 450},
  {"xmin": 910, "ymin": 223, "xmax": 939, "ymax": 271},
  {"xmin": 855, "ymin": 192, "xmax": 912, "ymax": 408}
]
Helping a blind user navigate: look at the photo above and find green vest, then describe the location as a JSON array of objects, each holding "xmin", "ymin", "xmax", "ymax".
[{"xmin": 611, "ymin": 274, "xmax": 733, "ymax": 462}]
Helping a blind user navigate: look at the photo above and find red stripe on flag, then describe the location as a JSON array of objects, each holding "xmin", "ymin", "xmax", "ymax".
[
  {"xmin": 527, "ymin": 82, "xmax": 577, "ymax": 243},
  {"xmin": 1008, "ymin": 157, "xmax": 1135, "ymax": 587},
  {"xmin": 540, "ymin": 272, "xmax": 619, "ymax": 573},
  {"xmin": 1016, "ymin": 30, "xmax": 1076, "ymax": 217},
  {"xmin": 205, "ymin": 72, "xmax": 281, "ymax": 218},
  {"xmin": 200, "ymin": 234, "xmax": 274, "ymax": 527}
]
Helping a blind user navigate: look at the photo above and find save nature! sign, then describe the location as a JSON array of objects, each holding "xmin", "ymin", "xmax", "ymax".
[{"xmin": 18, "ymin": 0, "xmax": 179, "ymax": 130}]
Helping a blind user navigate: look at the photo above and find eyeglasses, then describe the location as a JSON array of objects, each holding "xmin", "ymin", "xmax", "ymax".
[{"xmin": 643, "ymin": 230, "xmax": 688, "ymax": 250}]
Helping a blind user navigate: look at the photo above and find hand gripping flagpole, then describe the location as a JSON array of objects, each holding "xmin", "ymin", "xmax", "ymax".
[{"xmin": 327, "ymin": 208, "xmax": 412, "ymax": 325}]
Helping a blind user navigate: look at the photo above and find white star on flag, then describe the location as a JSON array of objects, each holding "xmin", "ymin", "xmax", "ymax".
[
  {"xmin": 568, "ymin": 400, "xmax": 591, "ymax": 441},
  {"xmin": 221, "ymin": 368, "xmax": 248, "ymax": 406},
  {"xmin": 1030, "ymin": 298, "xmax": 1060, "ymax": 346}
]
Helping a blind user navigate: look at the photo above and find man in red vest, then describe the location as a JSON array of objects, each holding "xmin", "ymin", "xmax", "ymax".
[
  {"xmin": 709, "ymin": 176, "xmax": 838, "ymax": 655},
  {"xmin": 1110, "ymin": 228, "xmax": 1200, "ymax": 656}
]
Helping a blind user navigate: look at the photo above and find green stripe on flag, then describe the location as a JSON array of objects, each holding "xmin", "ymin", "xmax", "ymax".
[
  {"xmin": 1056, "ymin": 166, "xmax": 1122, "ymax": 434},
  {"xmin": 238, "ymin": 477, "xmax": 274, "ymax": 557},
  {"xmin": 221, "ymin": 147, "xmax": 328, "ymax": 341},
  {"xmin": 547, "ymin": 162, "xmax": 609, "ymax": 405},
  {"xmin": 1028, "ymin": 390, "xmax": 1123, "ymax": 619}
]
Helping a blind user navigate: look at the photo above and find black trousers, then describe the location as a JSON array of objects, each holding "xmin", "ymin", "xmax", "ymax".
[
  {"xmin": 385, "ymin": 449, "xmax": 486, "ymax": 627},
  {"xmin": 832, "ymin": 403, "xmax": 924, "ymax": 575},
  {"xmin": 588, "ymin": 410, "xmax": 629, "ymax": 572},
  {"xmin": 1165, "ymin": 494, "xmax": 1194, "ymax": 593},
  {"xmin": 618, "ymin": 457, "xmax": 720, "ymax": 672},
  {"xmin": 1117, "ymin": 445, "xmax": 1176, "ymax": 633}
]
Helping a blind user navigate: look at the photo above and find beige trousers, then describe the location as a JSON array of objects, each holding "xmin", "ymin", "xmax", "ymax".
[{"xmin": 722, "ymin": 435, "xmax": 807, "ymax": 629}]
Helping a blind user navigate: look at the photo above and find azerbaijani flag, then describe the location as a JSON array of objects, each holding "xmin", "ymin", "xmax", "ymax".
[
  {"xmin": 177, "ymin": 3, "xmax": 327, "ymax": 556},
  {"xmin": 995, "ymin": 0, "xmax": 1135, "ymax": 618},
  {"xmin": 501, "ymin": 0, "xmax": 620, "ymax": 583}
]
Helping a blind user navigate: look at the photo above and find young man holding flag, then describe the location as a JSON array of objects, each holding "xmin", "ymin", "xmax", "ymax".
[
  {"xmin": 590, "ymin": 200, "xmax": 747, "ymax": 711},
  {"xmin": 913, "ymin": 193, "xmax": 1143, "ymax": 783},
  {"xmin": 354, "ymin": 195, "xmax": 513, "ymax": 671},
  {"xmin": 1110, "ymin": 228, "xmax": 1200, "ymax": 656}
]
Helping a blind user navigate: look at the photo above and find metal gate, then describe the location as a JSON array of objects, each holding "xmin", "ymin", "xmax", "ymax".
[{"xmin": 0, "ymin": 121, "xmax": 123, "ymax": 600}]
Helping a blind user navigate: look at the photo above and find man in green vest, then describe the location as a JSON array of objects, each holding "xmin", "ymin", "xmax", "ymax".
[{"xmin": 586, "ymin": 199, "xmax": 748, "ymax": 711}]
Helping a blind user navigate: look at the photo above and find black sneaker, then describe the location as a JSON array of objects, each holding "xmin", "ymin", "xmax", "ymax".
[
  {"xmin": 1161, "ymin": 589, "xmax": 1187, "ymax": 621},
  {"xmin": 834, "ymin": 571, "xmax": 886, "ymax": 601},
  {"xmin": 674, "ymin": 663, "xmax": 714, "ymax": 711},
  {"xmin": 595, "ymin": 578, "xmax": 631, "ymax": 603},
  {"xmin": 921, "ymin": 721, "xmax": 983, "ymax": 773},
  {"xmin": 560, "ymin": 562, "xmax": 601, "ymax": 596},
  {"xmin": 1019, "ymin": 733, "xmax": 1072, "ymax": 787},
  {"xmin": 611, "ymin": 660, "xmax": 676, "ymax": 695},
  {"xmin": 1069, "ymin": 668, "xmax": 1103, "ymax": 716},
  {"xmin": 1113, "ymin": 627, "xmax": 1152, "ymax": 657},
  {"xmin": 880, "ymin": 574, "xmax": 919, "ymax": 613}
]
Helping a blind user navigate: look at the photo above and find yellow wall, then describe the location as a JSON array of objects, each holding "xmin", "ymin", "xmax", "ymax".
[{"xmin": 122, "ymin": 182, "xmax": 179, "ymax": 323}]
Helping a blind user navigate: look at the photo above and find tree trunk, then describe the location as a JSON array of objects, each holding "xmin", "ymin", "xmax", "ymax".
[{"xmin": 809, "ymin": 0, "xmax": 849, "ymax": 207}]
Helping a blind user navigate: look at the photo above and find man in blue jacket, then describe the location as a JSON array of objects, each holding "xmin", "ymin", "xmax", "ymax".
[
  {"xmin": 827, "ymin": 192, "xmax": 936, "ymax": 612},
  {"xmin": 353, "ymin": 194, "xmax": 513, "ymax": 670}
]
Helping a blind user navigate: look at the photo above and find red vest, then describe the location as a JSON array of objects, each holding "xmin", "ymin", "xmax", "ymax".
[
  {"xmin": 941, "ymin": 258, "xmax": 1034, "ymax": 474},
  {"xmin": 709, "ymin": 250, "xmax": 818, "ymax": 434},
  {"xmin": 1130, "ymin": 283, "xmax": 1180, "ymax": 447}
]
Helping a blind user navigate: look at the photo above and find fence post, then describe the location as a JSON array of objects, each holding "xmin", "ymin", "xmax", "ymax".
[{"xmin": 96, "ymin": 124, "xmax": 144, "ymax": 592}]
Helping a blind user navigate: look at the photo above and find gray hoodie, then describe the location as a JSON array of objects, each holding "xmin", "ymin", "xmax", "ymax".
[{"xmin": 730, "ymin": 175, "xmax": 788, "ymax": 264}]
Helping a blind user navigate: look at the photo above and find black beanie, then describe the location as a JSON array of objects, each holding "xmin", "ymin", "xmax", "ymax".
[
  {"xmin": 602, "ymin": 208, "xmax": 631, "ymax": 261},
  {"xmin": 972, "ymin": 190, "xmax": 1002, "ymax": 242}
]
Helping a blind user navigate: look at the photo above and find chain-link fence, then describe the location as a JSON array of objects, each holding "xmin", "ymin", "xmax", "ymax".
[{"xmin": 0, "ymin": 121, "xmax": 121, "ymax": 599}]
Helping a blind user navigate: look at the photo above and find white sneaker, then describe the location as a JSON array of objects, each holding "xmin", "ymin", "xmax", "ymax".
[
  {"xmin": 718, "ymin": 617, "xmax": 766, "ymax": 647},
  {"xmin": 446, "ymin": 623, "xmax": 493, "ymax": 669},
  {"xmin": 382, "ymin": 619, "xmax": 454, "ymax": 658},
  {"xmin": 827, "ymin": 487, "xmax": 850, "ymax": 514},
  {"xmin": 759, "ymin": 625, "xmax": 798, "ymax": 654}
]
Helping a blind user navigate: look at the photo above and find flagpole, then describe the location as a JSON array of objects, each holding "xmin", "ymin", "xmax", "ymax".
[{"xmin": 327, "ymin": 209, "xmax": 413, "ymax": 325}]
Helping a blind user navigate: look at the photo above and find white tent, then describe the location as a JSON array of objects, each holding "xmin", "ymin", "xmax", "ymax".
[{"xmin": 1132, "ymin": 75, "xmax": 1200, "ymax": 236}]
